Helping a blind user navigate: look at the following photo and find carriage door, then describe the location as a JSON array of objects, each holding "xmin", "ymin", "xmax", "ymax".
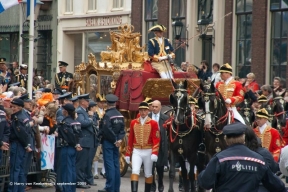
[{"xmin": 202, "ymin": 35, "xmax": 213, "ymax": 69}]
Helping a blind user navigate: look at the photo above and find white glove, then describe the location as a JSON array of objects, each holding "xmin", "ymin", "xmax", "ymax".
[
  {"xmin": 159, "ymin": 56, "xmax": 168, "ymax": 61},
  {"xmin": 151, "ymin": 154, "xmax": 158, "ymax": 162},
  {"xmin": 125, "ymin": 156, "xmax": 130, "ymax": 164},
  {"xmin": 225, "ymin": 99, "xmax": 232, "ymax": 104}
]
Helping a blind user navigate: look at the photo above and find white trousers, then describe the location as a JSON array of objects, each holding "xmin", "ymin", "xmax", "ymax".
[
  {"xmin": 131, "ymin": 148, "xmax": 153, "ymax": 178},
  {"xmin": 229, "ymin": 106, "xmax": 245, "ymax": 124},
  {"xmin": 159, "ymin": 71, "xmax": 173, "ymax": 79}
]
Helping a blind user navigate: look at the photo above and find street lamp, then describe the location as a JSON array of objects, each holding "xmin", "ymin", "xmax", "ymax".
[
  {"xmin": 21, "ymin": 0, "xmax": 44, "ymax": 21},
  {"xmin": 197, "ymin": 13, "xmax": 210, "ymax": 39},
  {"xmin": 172, "ymin": 20, "xmax": 184, "ymax": 40}
]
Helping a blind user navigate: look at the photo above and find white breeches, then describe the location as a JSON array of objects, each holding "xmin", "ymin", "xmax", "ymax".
[
  {"xmin": 159, "ymin": 71, "xmax": 173, "ymax": 79},
  {"xmin": 131, "ymin": 148, "xmax": 153, "ymax": 178},
  {"xmin": 229, "ymin": 106, "xmax": 245, "ymax": 124}
]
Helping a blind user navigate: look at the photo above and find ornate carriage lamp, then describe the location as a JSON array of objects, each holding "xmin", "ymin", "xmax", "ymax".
[
  {"xmin": 197, "ymin": 0, "xmax": 213, "ymax": 39},
  {"xmin": 172, "ymin": 17, "xmax": 188, "ymax": 48}
]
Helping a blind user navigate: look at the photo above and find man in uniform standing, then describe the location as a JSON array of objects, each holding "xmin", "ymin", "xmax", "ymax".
[
  {"xmin": 254, "ymin": 108, "xmax": 284, "ymax": 162},
  {"xmin": 215, "ymin": 63, "xmax": 245, "ymax": 124},
  {"xmin": 94, "ymin": 93, "xmax": 107, "ymax": 179},
  {"xmin": 76, "ymin": 94, "xmax": 97, "ymax": 188},
  {"xmin": 55, "ymin": 61, "xmax": 73, "ymax": 91},
  {"xmin": 198, "ymin": 122, "xmax": 285, "ymax": 191},
  {"xmin": 9, "ymin": 99, "xmax": 32, "ymax": 192},
  {"xmin": 17, "ymin": 64, "xmax": 28, "ymax": 89},
  {"xmin": 98, "ymin": 94, "xmax": 125, "ymax": 192},
  {"xmin": 125, "ymin": 102, "xmax": 160, "ymax": 192},
  {"xmin": 148, "ymin": 24, "xmax": 175, "ymax": 79}
]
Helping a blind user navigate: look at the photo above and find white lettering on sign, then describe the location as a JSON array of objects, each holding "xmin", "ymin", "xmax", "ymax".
[{"xmin": 86, "ymin": 16, "xmax": 122, "ymax": 27}]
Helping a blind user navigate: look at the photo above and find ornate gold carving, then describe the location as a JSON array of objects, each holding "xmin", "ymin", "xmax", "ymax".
[{"xmin": 142, "ymin": 79, "xmax": 200, "ymax": 98}]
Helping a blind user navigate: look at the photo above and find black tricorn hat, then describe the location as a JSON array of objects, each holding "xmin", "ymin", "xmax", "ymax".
[
  {"xmin": 219, "ymin": 63, "xmax": 232, "ymax": 74},
  {"xmin": 139, "ymin": 102, "xmax": 149, "ymax": 109},
  {"xmin": 148, "ymin": 24, "xmax": 167, "ymax": 32}
]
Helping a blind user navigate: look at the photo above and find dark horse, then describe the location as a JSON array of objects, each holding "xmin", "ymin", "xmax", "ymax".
[
  {"xmin": 237, "ymin": 92, "xmax": 256, "ymax": 126},
  {"xmin": 166, "ymin": 80, "xmax": 205, "ymax": 192},
  {"xmin": 261, "ymin": 91, "xmax": 287, "ymax": 135},
  {"xmin": 198, "ymin": 81, "xmax": 228, "ymax": 160}
]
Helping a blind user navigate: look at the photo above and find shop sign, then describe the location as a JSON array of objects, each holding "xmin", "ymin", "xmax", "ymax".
[{"xmin": 86, "ymin": 16, "xmax": 122, "ymax": 27}]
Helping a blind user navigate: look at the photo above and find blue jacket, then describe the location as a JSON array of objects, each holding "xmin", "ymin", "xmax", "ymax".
[
  {"xmin": 100, "ymin": 107, "xmax": 125, "ymax": 144},
  {"xmin": 198, "ymin": 144, "xmax": 285, "ymax": 192},
  {"xmin": 10, "ymin": 110, "xmax": 31, "ymax": 148},
  {"xmin": 76, "ymin": 107, "xmax": 97, "ymax": 148},
  {"xmin": 148, "ymin": 37, "xmax": 174, "ymax": 58},
  {"xmin": 56, "ymin": 107, "xmax": 64, "ymax": 124}
]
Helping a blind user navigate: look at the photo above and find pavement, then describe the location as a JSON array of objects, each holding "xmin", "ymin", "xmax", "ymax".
[
  {"xmin": 28, "ymin": 161, "xmax": 180, "ymax": 192},
  {"xmin": 24, "ymin": 161, "xmax": 288, "ymax": 192}
]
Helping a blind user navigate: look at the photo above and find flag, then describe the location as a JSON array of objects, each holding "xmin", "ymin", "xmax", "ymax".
[
  {"xmin": 0, "ymin": 0, "xmax": 20, "ymax": 14},
  {"xmin": 27, "ymin": 0, "xmax": 36, "ymax": 17}
]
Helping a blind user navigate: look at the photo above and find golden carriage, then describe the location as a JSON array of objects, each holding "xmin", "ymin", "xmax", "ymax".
[{"xmin": 73, "ymin": 24, "xmax": 200, "ymax": 176}]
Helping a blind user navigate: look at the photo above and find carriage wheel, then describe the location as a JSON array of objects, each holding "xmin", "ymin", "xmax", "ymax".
[{"xmin": 119, "ymin": 135, "xmax": 129, "ymax": 177}]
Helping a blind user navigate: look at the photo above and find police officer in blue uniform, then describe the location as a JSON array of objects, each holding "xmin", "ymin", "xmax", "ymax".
[
  {"xmin": 19, "ymin": 93, "xmax": 37, "ymax": 188},
  {"xmin": 56, "ymin": 103, "xmax": 83, "ymax": 192},
  {"xmin": 9, "ymin": 99, "xmax": 32, "ymax": 192},
  {"xmin": 98, "ymin": 94, "xmax": 125, "ymax": 192},
  {"xmin": 56, "ymin": 92, "xmax": 72, "ymax": 123},
  {"xmin": 198, "ymin": 122, "xmax": 286, "ymax": 192},
  {"xmin": 76, "ymin": 94, "xmax": 98, "ymax": 188},
  {"xmin": 0, "ymin": 105, "xmax": 10, "ymax": 164}
]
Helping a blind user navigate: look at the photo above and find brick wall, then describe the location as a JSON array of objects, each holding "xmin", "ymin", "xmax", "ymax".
[
  {"xmin": 131, "ymin": 0, "xmax": 143, "ymax": 34},
  {"xmin": 251, "ymin": 0, "xmax": 267, "ymax": 86},
  {"xmin": 223, "ymin": 0, "xmax": 233, "ymax": 65},
  {"xmin": 157, "ymin": 0, "xmax": 170, "ymax": 38}
]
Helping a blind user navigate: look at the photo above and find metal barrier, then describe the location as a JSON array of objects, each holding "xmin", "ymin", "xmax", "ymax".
[{"xmin": 0, "ymin": 150, "xmax": 44, "ymax": 191}]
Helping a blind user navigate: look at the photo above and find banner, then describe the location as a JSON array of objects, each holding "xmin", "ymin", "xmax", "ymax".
[{"xmin": 40, "ymin": 133, "xmax": 55, "ymax": 170}]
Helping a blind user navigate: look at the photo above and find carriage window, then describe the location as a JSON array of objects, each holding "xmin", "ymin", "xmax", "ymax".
[
  {"xmin": 145, "ymin": 0, "xmax": 158, "ymax": 42},
  {"xmin": 270, "ymin": 1, "xmax": 288, "ymax": 83},
  {"xmin": 171, "ymin": 0, "xmax": 187, "ymax": 67},
  {"xmin": 235, "ymin": 0, "xmax": 253, "ymax": 78}
]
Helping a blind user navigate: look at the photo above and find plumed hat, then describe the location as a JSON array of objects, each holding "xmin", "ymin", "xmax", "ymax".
[{"xmin": 219, "ymin": 63, "xmax": 232, "ymax": 74}]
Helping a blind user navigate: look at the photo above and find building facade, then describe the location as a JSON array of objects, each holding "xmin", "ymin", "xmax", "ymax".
[
  {"xmin": 0, "ymin": 0, "xmax": 58, "ymax": 82},
  {"xmin": 132, "ymin": 0, "xmax": 288, "ymax": 86},
  {"xmin": 57, "ymin": 0, "xmax": 132, "ymax": 73}
]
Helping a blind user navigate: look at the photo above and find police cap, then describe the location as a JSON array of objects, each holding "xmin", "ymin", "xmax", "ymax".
[
  {"xmin": 223, "ymin": 122, "xmax": 247, "ymax": 136},
  {"xmin": 9, "ymin": 82, "xmax": 20, "ymax": 87},
  {"xmin": 11, "ymin": 98, "xmax": 24, "ymax": 107},
  {"xmin": 42, "ymin": 88, "xmax": 51, "ymax": 93},
  {"xmin": 20, "ymin": 64, "xmax": 28, "ymax": 70},
  {"xmin": 0, "ymin": 58, "xmax": 6, "ymax": 64},
  {"xmin": 78, "ymin": 93, "xmax": 90, "ymax": 100},
  {"xmin": 58, "ymin": 92, "xmax": 72, "ymax": 100},
  {"xmin": 89, "ymin": 101, "xmax": 97, "ymax": 108},
  {"xmin": 52, "ymin": 88, "xmax": 63, "ymax": 95},
  {"xmin": 105, "ymin": 94, "xmax": 118, "ymax": 104},
  {"xmin": 58, "ymin": 61, "xmax": 69, "ymax": 67},
  {"xmin": 139, "ymin": 102, "xmax": 149, "ymax": 109},
  {"xmin": 62, "ymin": 103, "xmax": 75, "ymax": 112},
  {"xmin": 19, "ymin": 93, "xmax": 32, "ymax": 102},
  {"xmin": 69, "ymin": 96, "xmax": 79, "ymax": 102}
]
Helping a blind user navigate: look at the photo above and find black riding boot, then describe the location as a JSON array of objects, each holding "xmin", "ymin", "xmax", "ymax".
[
  {"xmin": 179, "ymin": 171, "xmax": 184, "ymax": 191},
  {"xmin": 131, "ymin": 181, "xmax": 138, "ymax": 192},
  {"xmin": 145, "ymin": 176, "xmax": 153, "ymax": 192}
]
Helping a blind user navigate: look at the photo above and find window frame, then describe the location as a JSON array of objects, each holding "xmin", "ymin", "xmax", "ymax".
[
  {"xmin": 270, "ymin": 1, "xmax": 288, "ymax": 82},
  {"xmin": 235, "ymin": 0, "xmax": 253, "ymax": 78},
  {"xmin": 112, "ymin": 0, "xmax": 124, "ymax": 11},
  {"xmin": 65, "ymin": 0, "xmax": 73, "ymax": 14},
  {"xmin": 145, "ymin": 0, "xmax": 158, "ymax": 42},
  {"xmin": 87, "ymin": 0, "xmax": 97, "ymax": 12}
]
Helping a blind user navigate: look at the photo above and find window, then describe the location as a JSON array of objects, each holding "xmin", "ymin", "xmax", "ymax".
[
  {"xmin": 145, "ymin": 0, "xmax": 158, "ymax": 41},
  {"xmin": 235, "ymin": 0, "xmax": 253, "ymax": 78},
  {"xmin": 65, "ymin": 0, "xmax": 73, "ymax": 13},
  {"xmin": 113, "ymin": 0, "xmax": 124, "ymax": 9},
  {"xmin": 88, "ymin": 0, "xmax": 97, "ymax": 11},
  {"xmin": 171, "ymin": 0, "xmax": 186, "ymax": 67},
  {"xmin": 270, "ymin": 0, "xmax": 288, "ymax": 81}
]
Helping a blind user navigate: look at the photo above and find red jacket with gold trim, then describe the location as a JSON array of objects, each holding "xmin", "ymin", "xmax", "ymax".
[
  {"xmin": 125, "ymin": 117, "xmax": 160, "ymax": 156},
  {"xmin": 254, "ymin": 125, "xmax": 284, "ymax": 162},
  {"xmin": 216, "ymin": 79, "xmax": 245, "ymax": 106}
]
